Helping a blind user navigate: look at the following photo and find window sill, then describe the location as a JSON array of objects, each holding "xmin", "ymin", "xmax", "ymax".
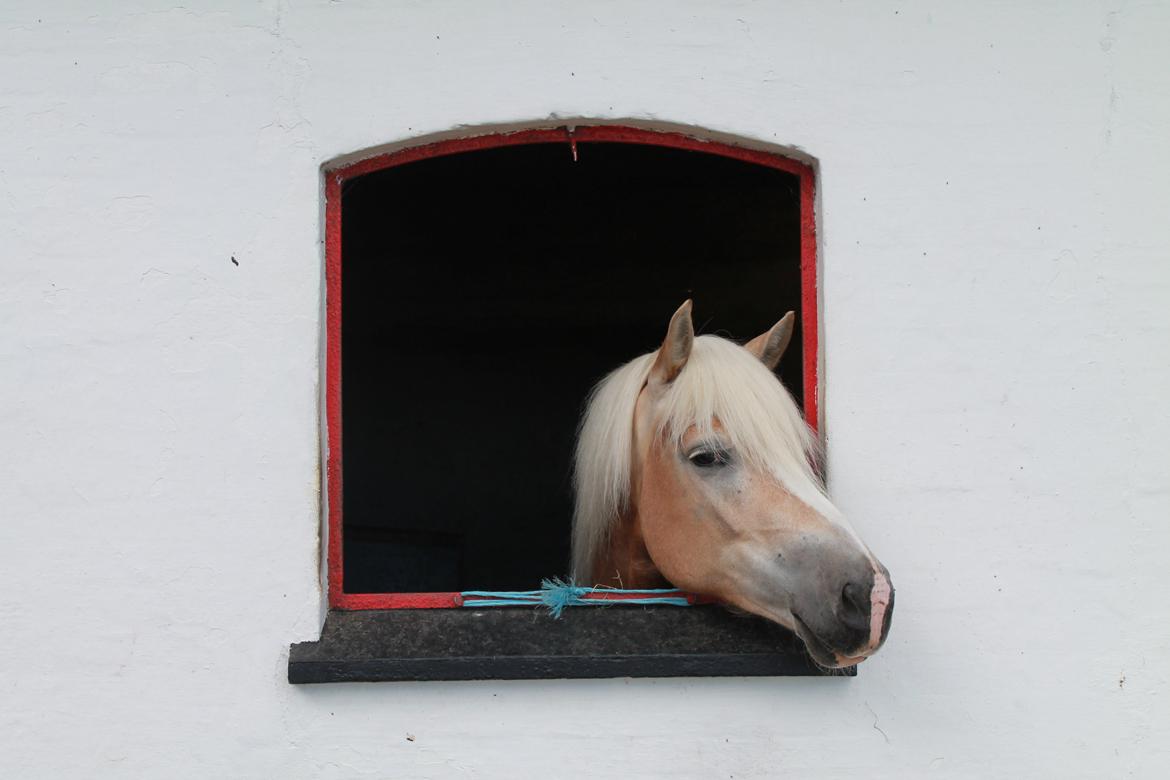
[{"xmin": 288, "ymin": 605, "xmax": 853, "ymax": 683}]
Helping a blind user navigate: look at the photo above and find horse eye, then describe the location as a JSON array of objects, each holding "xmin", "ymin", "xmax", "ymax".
[{"xmin": 688, "ymin": 449, "xmax": 730, "ymax": 468}]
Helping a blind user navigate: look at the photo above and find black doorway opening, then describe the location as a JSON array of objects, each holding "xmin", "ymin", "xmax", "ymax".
[{"xmin": 340, "ymin": 140, "xmax": 804, "ymax": 594}]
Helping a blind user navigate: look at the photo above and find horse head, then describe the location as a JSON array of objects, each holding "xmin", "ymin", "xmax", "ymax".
[{"xmin": 572, "ymin": 300, "xmax": 893, "ymax": 668}]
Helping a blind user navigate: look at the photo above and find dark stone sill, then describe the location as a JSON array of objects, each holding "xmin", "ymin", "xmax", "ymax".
[{"xmin": 288, "ymin": 605, "xmax": 854, "ymax": 683}]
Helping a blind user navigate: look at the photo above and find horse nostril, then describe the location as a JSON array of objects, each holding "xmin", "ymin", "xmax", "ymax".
[
  {"xmin": 844, "ymin": 580, "xmax": 866, "ymax": 605},
  {"xmin": 839, "ymin": 581, "xmax": 870, "ymax": 628}
]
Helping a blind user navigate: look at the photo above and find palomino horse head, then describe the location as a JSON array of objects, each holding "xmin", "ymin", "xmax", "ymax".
[{"xmin": 571, "ymin": 300, "xmax": 893, "ymax": 667}]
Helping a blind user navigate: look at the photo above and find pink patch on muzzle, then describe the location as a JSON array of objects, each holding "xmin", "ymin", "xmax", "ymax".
[{"xmin": 868, "ymin": 570, "xmax": 892, "ymax": 651}]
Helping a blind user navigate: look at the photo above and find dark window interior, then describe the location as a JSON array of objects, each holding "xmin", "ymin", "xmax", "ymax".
[{"xmin": 341, "ymin": 141, "xmax": 804, "ymax": 593}]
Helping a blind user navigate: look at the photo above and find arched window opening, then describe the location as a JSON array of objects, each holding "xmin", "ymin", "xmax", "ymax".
[{"xmin": 325, "ymin": 126, "xmax": 818, "ymax": 609}]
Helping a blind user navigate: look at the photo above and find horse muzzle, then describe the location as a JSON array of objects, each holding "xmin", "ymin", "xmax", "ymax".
[{"xmin": 792, "ymin": 563, "xmax": 895, "ymax": 668}]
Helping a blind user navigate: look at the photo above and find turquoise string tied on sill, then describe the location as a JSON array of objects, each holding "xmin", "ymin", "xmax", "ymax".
[{"xmin": 461, "ymin": 577, "xmax": 693, "ymax": 618}]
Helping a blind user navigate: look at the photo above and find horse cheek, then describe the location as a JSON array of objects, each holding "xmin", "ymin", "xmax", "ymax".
[{"xmin": 639, "ymin": 464, "xmax": 722, "ymax": 593}]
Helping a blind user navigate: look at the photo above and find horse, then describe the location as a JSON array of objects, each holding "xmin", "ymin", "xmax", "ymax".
[{"xmin": 570, "ymin": 300, "xmax": 893, "ymax": 667}]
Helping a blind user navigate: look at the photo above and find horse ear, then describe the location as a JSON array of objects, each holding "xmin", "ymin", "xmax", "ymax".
[
  {"xmin": 649, "ymin": 300, "xmax": 694, "ymax": 386},
  {"xmin": 745, "ymin": 311, "xmax": 795, "ymax": 370}
]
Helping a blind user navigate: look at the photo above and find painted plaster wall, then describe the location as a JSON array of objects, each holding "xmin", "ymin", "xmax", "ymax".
[{"xmin": 2, "ymin": 1, "xmax": 1168, "ymax": 777}]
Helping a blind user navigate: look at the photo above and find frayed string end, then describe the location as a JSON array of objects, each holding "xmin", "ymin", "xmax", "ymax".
[{"xmin": 540, "ymin": 577, "xmax": 588, "ymax": 618}]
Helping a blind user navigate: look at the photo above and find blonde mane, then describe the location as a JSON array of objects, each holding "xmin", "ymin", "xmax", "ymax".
[{"xmin": 570, "ymin": 334, "xmax": 834, "ymax": 582}]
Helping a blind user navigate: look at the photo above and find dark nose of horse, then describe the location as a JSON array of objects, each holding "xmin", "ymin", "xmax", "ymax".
[{"xmin": 838, "ymin": 580, "xmax": 871, "ymax": 632}]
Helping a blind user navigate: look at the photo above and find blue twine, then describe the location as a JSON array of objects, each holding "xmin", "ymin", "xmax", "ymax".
[{"xmin": 462, "ymin": 577, "xmax": 692, "ymax": 618}]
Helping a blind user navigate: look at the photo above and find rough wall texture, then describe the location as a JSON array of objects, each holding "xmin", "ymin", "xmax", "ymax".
[{"xmin": 2, "ymin": 1, "xmax": 1168, "ymax": 777}]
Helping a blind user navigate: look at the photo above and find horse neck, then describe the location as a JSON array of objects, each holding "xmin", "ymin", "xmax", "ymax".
[{"xmin": 590, "ymin": 507, "xmax": 671, "ymax": 590}]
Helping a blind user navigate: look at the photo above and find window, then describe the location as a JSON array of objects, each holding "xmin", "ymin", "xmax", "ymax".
[{"xmin": 290, "ymin": 125, "xmax": 831, "ymax": 682}]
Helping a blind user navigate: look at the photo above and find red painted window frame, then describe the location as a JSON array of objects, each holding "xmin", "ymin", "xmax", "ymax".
[{"xmin": 324, "ymin": 125, "xmax": 819, "ymax": 610}]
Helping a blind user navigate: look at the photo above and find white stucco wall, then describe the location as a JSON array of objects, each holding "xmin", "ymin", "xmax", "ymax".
[{"xmin": 2, "ymin": 1, "xmax": 1168, "ymax": 777}]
